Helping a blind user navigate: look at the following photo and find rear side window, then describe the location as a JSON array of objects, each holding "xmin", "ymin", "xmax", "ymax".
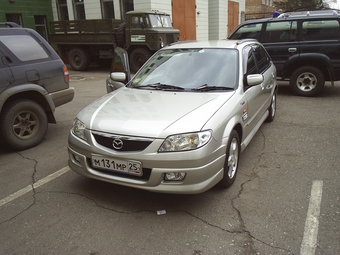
[
  {"xmin": 302, "ymin": 19, "xmax": 340, "ymax": 41},
  {"xmin": 230, "ymin": 23, "xmax": 263, "ymax": 41},
  {"xmin": 0, "ymin": 35, "xmax": 48, "ymax": 61},
  {"xmin": 264, "ymin": 21, "xmax": 297, "ymax": 42}
]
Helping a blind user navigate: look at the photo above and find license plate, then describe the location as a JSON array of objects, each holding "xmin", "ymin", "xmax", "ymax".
[{"xmin": 91, "ymin": 155, "xmax": 142, "ymax": 176}]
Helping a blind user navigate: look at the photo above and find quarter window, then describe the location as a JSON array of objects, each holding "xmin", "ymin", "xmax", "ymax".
[
  {"xmin": 302, "ymin": 19, "xmax": 340, "ymax": 41},
  {"xmin": 0, "ymin": 35, "xmax": 48, "ymax": 61}
]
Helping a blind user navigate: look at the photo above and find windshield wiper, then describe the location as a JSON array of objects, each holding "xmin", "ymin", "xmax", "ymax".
[
  {"xmin": 192, "ymin": 84, "xmax": 234, "ymax": 92},
  {"xmin": 135, "ymin": 83, "xmax": 185, "ymax": 91}
]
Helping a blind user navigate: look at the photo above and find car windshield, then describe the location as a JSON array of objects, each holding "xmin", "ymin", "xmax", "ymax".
[
  {"xmin": 130, "ymin": 48, "xmax": 238, "ymax": 91},
  {"xmin": 148, "ymin": 14, "xmax": 173, "ymax": 28}
]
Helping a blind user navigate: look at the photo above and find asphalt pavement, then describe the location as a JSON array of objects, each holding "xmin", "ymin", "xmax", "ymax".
[{"xmin": 0, "ymin": 67, "xmax": 339, "ymax": 255}]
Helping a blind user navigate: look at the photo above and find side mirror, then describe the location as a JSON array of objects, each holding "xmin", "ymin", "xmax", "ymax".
[
  {"xmin": 246, "ymin": 74, "xmax": 264, "ymax": 86},
  {"xmin": 106, "ymin": 72, "xmax": 127, "ymax": 93},
  {"xmin": 110, "ymin": 72, "xmax": 126, "ymax": 82}
]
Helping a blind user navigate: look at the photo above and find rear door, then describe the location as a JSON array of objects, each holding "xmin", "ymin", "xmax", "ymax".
[
  {"xmin": 0, "ymin": 48, "xmax": 14, "ymax": 93},
  {"xmin": 261, "ymin": 20, "xmax": 299, "ymax": 78}
]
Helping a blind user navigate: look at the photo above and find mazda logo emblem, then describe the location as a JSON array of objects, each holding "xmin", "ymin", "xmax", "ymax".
[{"xmin": 112, "ymin": 138, "xmax": 123, "ymax": 149}]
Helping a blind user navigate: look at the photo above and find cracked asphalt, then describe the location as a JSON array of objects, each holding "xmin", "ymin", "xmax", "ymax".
[{"xmin": 0, "ymin": 67, "xmax": 339, "ymax": 255}]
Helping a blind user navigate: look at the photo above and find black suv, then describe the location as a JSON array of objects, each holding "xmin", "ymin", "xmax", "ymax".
[
  {"xmin": 228, "ymin": 10, "xmax": 340, "ymax": 96},
  {"xmin": 0, "ymin": 23, "xmax": 74, "ymax": 150}
]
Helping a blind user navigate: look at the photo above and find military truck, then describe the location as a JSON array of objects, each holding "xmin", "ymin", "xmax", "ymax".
[{"xmin": 49, "ymin": 10, "xmax": 180, "ymax": 72}]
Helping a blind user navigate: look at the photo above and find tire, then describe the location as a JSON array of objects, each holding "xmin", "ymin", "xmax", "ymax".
[
  {"xmin": 129, "ymin": 48, "xmax": 152, "ymax": 73},
  {"xmin": 266, "ymin": 89, "xmax": 277, "ymax": 123},
  {"xmin": 219, "ymin": 130, "xmax": 240, "ymax": 188},
  {"xmin": 289, "ymin": 66, "xmax": 324, "ymax": 96},
  {"xmin": 116, "ymin": 23, "xmax": 126, "ymax": 48},
  {"xmin": 0, "ymin": 99, "xmax": 48, "ymax": 151},
  {"xmin": 68, "ymin": 48, "xmax": 90, "ymax": 71}
]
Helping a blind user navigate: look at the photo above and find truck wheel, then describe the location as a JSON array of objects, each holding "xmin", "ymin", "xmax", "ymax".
[
  {"xmin": 116, "ymin": 23, "xmax": 126, "ymax": 48},
  {"xmin": 130, "ymin": 48, "xmax": 152, "ymax": 73},
  {"xmin": 290, "ymin": 66, "xmax": 324, "ymax": 96},
  {"xmin": 0, "ymin": 99, "xmax": 48, "ymax": 151},
  {"xmin": 69, "ymin": 48, "xmax": 90, "ymax": 71}
]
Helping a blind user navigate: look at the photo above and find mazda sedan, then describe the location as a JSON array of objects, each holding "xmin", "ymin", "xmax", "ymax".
[{"xmin": 68, "ymin": 39, "xmax": 277, "ymax": 194}]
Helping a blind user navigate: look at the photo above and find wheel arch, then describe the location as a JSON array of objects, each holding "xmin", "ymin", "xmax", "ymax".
[
  {"xmin": 283, "ymin": 53, "xmax": 334, "ymax": 81},
  {"xmin": 0, "ymin": 86, "xmax": 56, "ymax": 123}
]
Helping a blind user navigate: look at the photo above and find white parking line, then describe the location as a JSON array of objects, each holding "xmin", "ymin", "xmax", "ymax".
[
  {"xmin": 0, "ymin": 166, "xmax": 69, "ymax": 208},
  {"xmin": 300, "ymin": 180, "xmax": 323, "ymax": 255}
]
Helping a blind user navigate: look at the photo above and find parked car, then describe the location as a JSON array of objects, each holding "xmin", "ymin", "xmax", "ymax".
[
  {"xmin": 0, "ymin": 22, "xmax": 74, "ymax": 151},
  {"xmin": 68, "ymin": 39, "xmax": 277, "ymax": 194},
  {"xmin": 228, "ymin": 10, "xmax": 340, "ymax": 96}
]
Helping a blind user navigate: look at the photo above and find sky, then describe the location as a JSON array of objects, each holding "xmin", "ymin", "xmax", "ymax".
[{"xmin": 327, "ymin": 0, "xmax": 340, "ymax": 9}]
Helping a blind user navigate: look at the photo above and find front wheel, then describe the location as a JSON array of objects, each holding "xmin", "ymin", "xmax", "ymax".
[
  {"xmin": 0, "ymin": 99, "xmax": 48, "ymax": 151},
  {"xmin": 129, "ymin": 48, "xmax": 152, "ymax": 73},
  {"xmin": 219, "ymin": 130, "xmax": 240, "ymax": 188},
  {"xmin": 290, "ymin": 66, "xmax": 324, "ymax": 96},
  {"xmin": 266, "ymin": 89, "xmax": 277, "ymax": 122}
]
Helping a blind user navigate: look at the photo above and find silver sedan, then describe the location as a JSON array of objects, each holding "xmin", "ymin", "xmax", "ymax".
[{"xmin": 68, "ymin": 39, "xmax": 277, "ymax": 194}]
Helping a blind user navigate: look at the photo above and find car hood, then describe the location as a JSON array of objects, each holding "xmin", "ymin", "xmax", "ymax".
[{"xmin": 77, "ymin": 87, "xmax": 234, "ymax": 138}]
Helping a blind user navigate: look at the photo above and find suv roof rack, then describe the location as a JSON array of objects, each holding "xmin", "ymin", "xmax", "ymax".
[
  {"xmin": 0, "ymin": 22, "xmax": 21, "ymax": 28},
  {"xmin": 277, "ymin": 10, "xmax": 339, "ymax": 18},
  {"xmin": 236, "ymin": 38, "xmax": 258, "ymax": 45}
]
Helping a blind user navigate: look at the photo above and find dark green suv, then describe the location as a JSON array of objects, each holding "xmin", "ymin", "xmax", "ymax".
[
  {"xmin": 0, "ymin": 23, "xmax": 74, "ymax": 150},
  {"xmin": 228, "ymin": 10, "xmax": 340, "ymax": 96}
]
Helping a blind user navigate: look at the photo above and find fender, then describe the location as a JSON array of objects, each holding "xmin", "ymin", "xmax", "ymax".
[
  {"xmin": 0, "ymin": 83, "xmax": 56, "ymax": 113},
  {"xmin": 283, "ymin": 53, "xmax": 335, "ymax": 84}
]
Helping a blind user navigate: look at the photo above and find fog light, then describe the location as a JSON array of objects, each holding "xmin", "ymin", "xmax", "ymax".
[
  {"xmin": 164, "ymin": 172, "xmax": 186, "ymax": 181},
  {"xmin": 72, "ymin": 154, "xmax": 81, "ymax": 165}
]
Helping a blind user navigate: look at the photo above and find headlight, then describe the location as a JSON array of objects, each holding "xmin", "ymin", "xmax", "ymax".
[
  {"xmin": 158, "ymin": 130, "xmax": 212, "ymax": 152},
  {"xmin": 72, "ymin": 118, "xmax": 86, "ymax": 141}
]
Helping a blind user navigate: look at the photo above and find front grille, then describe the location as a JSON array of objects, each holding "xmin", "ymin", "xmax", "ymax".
[{"xmin": 92, "ymin": 132, "xmax": 154, "ymax": 152}]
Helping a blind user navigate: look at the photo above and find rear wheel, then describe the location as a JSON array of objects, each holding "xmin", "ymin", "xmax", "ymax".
[
  {"xmin": 290, "ymin": 66, "xmax": 324, "ymax": 96},
  {"xmin": 219, "ymin": 130, "xmax": 240, "ymax": 188},
  {"xmin": 0, "ymin": 99, "xmax": 48, "ymax": 151},
  {"xmin": 68, "ymin": 48, "xmax": 90, "ymax": 71},
  {"xmin": 129, "ymin": 48, "xmax": 152, "ymax": 73}
]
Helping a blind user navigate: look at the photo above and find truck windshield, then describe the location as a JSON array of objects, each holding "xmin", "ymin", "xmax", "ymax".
[{"xmin": 149, "ymin": 14, "xmax": 173, "ymax": 28}]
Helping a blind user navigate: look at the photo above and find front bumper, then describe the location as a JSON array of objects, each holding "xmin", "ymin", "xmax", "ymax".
[{"xmin": 68, "ymin": 131, "xmax": 227, "ymax": 194}]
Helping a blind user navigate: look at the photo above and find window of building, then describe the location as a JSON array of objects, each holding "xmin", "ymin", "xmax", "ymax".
[
  {"xmin": 101, "ymin": 0, "xmax": 114, "ymax": 19},
  {"xmin": 57, "ymin": 0, "xmax": 69, "ymax": 21},
  {"xmin": 34, "ymin": 15, "xmax": 48, "ymax": 41},
  {"xmin": 120, "ymin": 0, "xmax": 134, "ymax": 16},
  {"xmin": 73, "ymin": 0, "xmax": 86, "ymax": 20},
  {"xmin": 5, "ymin": 13, "xmax": 23, "ymax": 26}
]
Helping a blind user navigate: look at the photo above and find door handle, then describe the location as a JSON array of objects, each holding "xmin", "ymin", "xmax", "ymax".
[{"xmin": 288, "ymin": 48, "xmax": 297, "ymax": 53}]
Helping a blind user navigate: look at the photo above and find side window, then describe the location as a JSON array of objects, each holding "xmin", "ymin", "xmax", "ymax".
[
  {"xmin": 230, "ymin": 23, "xmax": 263, "ymax": 41},
  {"xmin": 253, "ymin": 45, "xmax": 271, "ymax": 73},
  {"xmin": 302, "ymin": 19, "xmax": 340, "ymax": 41},
  {"xmin": 264, "ymin": 21, "xmax": 297, "ymax": 43},
  {"xmin": 131, "ymin": 15, "xmax": 145, "ymax": 28},
  {"xmin": 246, "ymin": 51, "xmax": 257, "ymax": 75},
  {"xmin": 0, "ymin": 35, "xmax": 48, "ymax": 61}
]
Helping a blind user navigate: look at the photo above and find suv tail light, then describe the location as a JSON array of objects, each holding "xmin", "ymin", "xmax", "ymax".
[{"xmin": 63, "ymin": 65, "xmax": 70, "ymax": 83}]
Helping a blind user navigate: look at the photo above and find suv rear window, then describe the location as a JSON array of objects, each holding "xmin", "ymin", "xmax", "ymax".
[{"xmin": 0, "ymin": 35, "xmax": 48, "ymax": 61}]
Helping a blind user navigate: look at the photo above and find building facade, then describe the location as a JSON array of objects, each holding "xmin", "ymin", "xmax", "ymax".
[
  {"xmin": 50, "ymin": 0, "xmax": 246, "ymax": 40},
  {"xmin": 1, "ymin": 0, "xmax": 246, "ymax": 41},
  {"xmin": 0, "ymin": 0, "xmax": 54, "ymax": 40}
]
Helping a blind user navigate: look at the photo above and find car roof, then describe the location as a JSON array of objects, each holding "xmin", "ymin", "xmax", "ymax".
[
  {"xmin": 242, "ymin": 10, "xmax": 340, "ymax": 24},
  {"xmin": 164, "ymin": 39, "xmax": 257, "ymax": 49}
]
